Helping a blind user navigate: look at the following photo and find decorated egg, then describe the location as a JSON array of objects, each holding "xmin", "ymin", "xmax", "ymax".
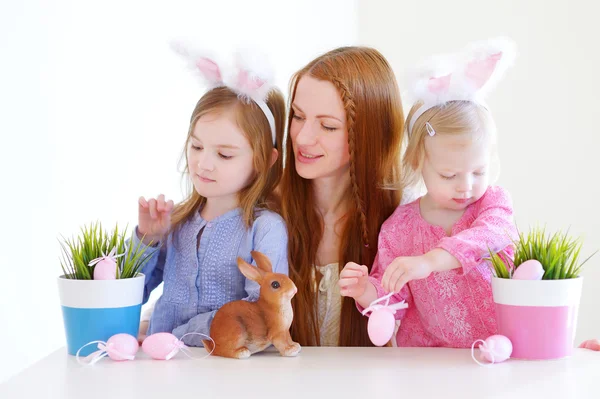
[
  {"xmin": 93, "ymin": 258, "xmax": 117, "ymax": 280},
  {"xmin": 142, "ymin": 332, "xmax": 183, "ymax": 360},
  {"xmin": 105, "ymin": 333, "xmax": 139, "ymax": 361},
  {"xmin": 512, "ymin": 259, "xmax": 544, "ymax": 280},
  {"xmin": 367, "ymin": 308, "xmax": 396, "ymax": 347},
  {"xmin": 477, "ymin": 334, "xmax": 512, "ymax": 363}
]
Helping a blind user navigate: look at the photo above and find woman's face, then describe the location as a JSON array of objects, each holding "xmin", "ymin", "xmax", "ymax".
[{"xmin": 289, "ymin": 75, "xmax": 350, "ymax": 181}]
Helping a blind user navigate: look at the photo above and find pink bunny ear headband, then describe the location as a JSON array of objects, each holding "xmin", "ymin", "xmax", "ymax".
[
  {"xmin": 406, "ymin": 37, "xmax": 516, "ymax": 137},
  {"xmin": 171, "ymin": 41, "xmax": 277, "ymax": 146}
]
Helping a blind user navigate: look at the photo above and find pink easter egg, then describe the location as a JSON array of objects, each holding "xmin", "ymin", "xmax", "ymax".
[
  {"xmin": 367, "ymin": 308, "xmax": 396, "ymax": 346},
  {"xmin": 105, "ymin": 334, "xmax": 139, "ymax": 361},
  {"xmin": 479, "ymin": 335, "xmax": 512, "ymax": 363},
  {"xmin": 93, "ymin": 258, "xmax": 117, "ymax": 280},
  {"xmin": 142, "ymin": 332, "xmax": 181, "ymax": 360},
  {"xmin": 512, "ymin": 259, "xmax": 544, "ymax": 280}
]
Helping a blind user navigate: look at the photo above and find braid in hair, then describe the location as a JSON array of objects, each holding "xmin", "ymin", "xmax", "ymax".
[{"xmin": 331, "ymin": 76, "xmax": 370, "ymax": 249}]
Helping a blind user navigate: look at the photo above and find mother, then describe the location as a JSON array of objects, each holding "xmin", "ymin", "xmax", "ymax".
[{"xmin": 279, "ymin": 47, "xmax": 406, "ymax": 346}]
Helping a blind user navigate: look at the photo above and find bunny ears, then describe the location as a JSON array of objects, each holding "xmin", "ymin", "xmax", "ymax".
[
  {"xmin": 406, "ymin": 37, "xmax": 516, "ymax": 135},
  {"xmin": 171, "ymin": 42, "xmax": 277, "ymax": 146}
]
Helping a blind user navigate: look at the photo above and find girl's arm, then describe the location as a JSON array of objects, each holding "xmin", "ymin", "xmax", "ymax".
[
  {"xmin": 435, "ymin": 186, "xmax": 517, "ymax": 274},
  {"xmin": 244, "ymin": 214, "xmax": 288, "ymax": 300},
  {"xmin": 129, "ymin": 227, "xmax": 165, "ymax": 304}
]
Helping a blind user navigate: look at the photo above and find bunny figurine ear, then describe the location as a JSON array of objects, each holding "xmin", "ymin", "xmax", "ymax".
[
  {"xmin": 251, "ymin": 251, "xmax": 273, "ymax": 274},
  {"xmin": 237, "ymin": 257, "xmax": 265, "ymax": 282},
  {"xmin": 170, "ymin": 41, "xmax": 224, "ymax": 88}
]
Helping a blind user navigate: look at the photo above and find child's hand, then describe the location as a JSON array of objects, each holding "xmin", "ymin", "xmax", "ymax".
[
  {"xmin": 138, "ymin": 194, "xmax": 174, "ymax": 245},
  {"xmin": 579, "ymin": 339, "xmax": 600, "ymax": 351},
  {"xmin": 339, "ymin": 262, "xmax": 369, "ymax": 298},
  {"xmin": 382, "ymin": 255, "xmax": 433, "ymax": 293},
  {"xmin": 138, "ymin": 320, "xmax": 150, "ymax": 345}
]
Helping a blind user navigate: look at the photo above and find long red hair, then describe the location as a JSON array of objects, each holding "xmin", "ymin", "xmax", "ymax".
[{"xmin": 280, "ymin": 47, "xmax": 405, "ymax": 346}]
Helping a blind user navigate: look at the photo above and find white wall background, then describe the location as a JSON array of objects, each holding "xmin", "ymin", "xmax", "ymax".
[
  {"xmin": 2, "ymin": 0, "xmax": 598, "ymax": 384},
  {"xmin": 0, "ymin": 0, "xmax": 357, "ymax": 383},
  {"xmin": 358, "ymin": 0, "xmax": 600, "ymax": 344}
]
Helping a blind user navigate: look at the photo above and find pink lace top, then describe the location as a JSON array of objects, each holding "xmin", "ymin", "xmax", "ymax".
[{"xmin": 365, "ymin": 186, "xmax": 517, "ymax": 348}]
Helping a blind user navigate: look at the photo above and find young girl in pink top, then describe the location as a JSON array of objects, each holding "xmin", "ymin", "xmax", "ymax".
[{"xmin": 339, "ymin": 38, "xmax": 518, "ymax": 348}]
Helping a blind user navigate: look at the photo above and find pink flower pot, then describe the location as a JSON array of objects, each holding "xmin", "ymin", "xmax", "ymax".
[{"xmin": 492, "ymin": 277, "xmax": 583, "ymax": 360}]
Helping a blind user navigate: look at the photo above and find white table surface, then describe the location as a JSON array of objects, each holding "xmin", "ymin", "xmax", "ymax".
[{"xmin": 1, "ymin": 346, "xmax": 599, "ymax": 399}]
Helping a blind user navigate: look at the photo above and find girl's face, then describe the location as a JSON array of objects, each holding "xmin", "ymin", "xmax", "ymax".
[
  {"xmin": 421, "ymin": 132, "xmax": 492, "ymax": 210},
  {"xmin": 187, "ymin": 109, "xmax": 255, "ymax": 203},
  {"xmin": 289, "ymin": 76, "xmax": 350, "ymax": 181}
]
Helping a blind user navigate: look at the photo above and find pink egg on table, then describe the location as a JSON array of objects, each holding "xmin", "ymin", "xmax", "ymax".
[
  {"xmin": 105, "ymin": 334, "xmax": 139, "ymax": 361},
  {"xmin": 512, "ymin": 259, "xmax": 544, "ymax": 280},
  {"xmin": 478, "ymin": 335, "xmax": 512, "ymax": 363},
  {"xmin": 93, "ymin": 258, "xmax": 117, "ymax": 280},
  {"xmin": 142, "ymin": 332, "xmax": 183, "ymax": 360},
  {"xmin": 367, "ymin": 308, "xmax": 396, "ymax": 347}
]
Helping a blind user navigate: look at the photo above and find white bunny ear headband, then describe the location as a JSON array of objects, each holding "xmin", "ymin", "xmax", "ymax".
[
  {"xmin": 406, "ymin": 37, "xmax": 516, "ymax": 137},
  {"xmin": 171, "ymin": 42, "xmax": 277, "ymax": 146}
]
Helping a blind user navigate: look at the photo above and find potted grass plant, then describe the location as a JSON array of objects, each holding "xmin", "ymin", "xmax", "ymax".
[
  {"xmin": 489, "ymin": 227, "xmax": 596, "ymax": 360},
  {"xmin": 57, "ymin": 222, "xmax": 154, "ymax": 355}
]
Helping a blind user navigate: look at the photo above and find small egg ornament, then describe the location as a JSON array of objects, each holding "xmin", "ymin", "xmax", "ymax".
[
  {"xmin": 361, "ymin": 293, "xmax": 408, "ymax": 347},
  {"xmin": 512, "ymin": 259, "xmax": 544, "ymax": 280},
  {"xmin": 104, "ymin": 334, "xmax": 140, "ymax": 360},
  {"xmin": 142, "ymin": 332, "xmax": 215, "ymax": 360},
  {"xmin": 88, "ymin": 247, "xmax": 125, "ymax": 280},
  {"xmin": 472, "ymin": 335, "xmax": 513, "ymax": 366},
  {"xmin": 142, "ymin": 332, "xmax": 185, "ymax": 360},
  {"xmin": 76, "ymin": 333, "xmax": 139, "ymax": 365}
]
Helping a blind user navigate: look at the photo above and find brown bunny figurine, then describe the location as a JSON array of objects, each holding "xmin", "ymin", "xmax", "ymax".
[{"xmin": 202, "ymin": 250, "xmax": 301, "ymax": 359}]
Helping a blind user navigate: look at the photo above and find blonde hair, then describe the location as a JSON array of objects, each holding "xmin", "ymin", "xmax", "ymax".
[
  {"xmin": 171, "ymin": 86, "xmax": 286, "ymax": 231},
  {"xmin": 402, "ymin": 100, "xmax": 498, "ymax": 189}
]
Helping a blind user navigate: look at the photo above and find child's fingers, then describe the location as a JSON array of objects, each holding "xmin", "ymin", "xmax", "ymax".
[
  {"xmin": 579, "ymin": 339, "xmax": 600, "ymax": 351},
  {"xmin": 340, "ymin": 287, "xmax": 359, "ymax": 298},
  {"xmin": 344, "ymin": 262, "xmax": 363, "ymax": 272},
  {"xmin": 359, "ymin": 265, "xmax": 369, "ymax": 276},
  {"xmin": 338, "ymin": 277, "xmax": 359, "ymax": 288},
  {"xmin": 393, "ymin": 274, "xmax": 410, "ymax": 294},
  {"xmin": 139, "ymin": 196, "xmax": 148, "ymax": 208},
  {"xmin": 381, "ymin": 265, "xmax": 398, "ymax": 293},
  {"xmin": 148, "ymin": 198, "xmax": 158, "ymax": 219},
  {"xmin": 165, "ymin": 199, "xmax": 174, "ymax": 212},
  {"xmin": 157, "ymin": 194, "xmax": 165, "ymax": 212},
  {"xmin": 385, "ymin": 266, "xmax": 405, "ymax": 293},
  {"xmin": 340, "ymin": 269, "xmax": 364, "ymax": 279}
]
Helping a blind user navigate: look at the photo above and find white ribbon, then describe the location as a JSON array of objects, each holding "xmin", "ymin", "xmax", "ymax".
[
  {"xmin": 471, "ymin": 339, "xmax": 495, "ymax": 367},
  {"xmin": 76, "ymin": 341, "xmax": 135, "ymax": 366},
  {"xmin": 361, "ymin": 292, "xmax": 408, "ymax": 316},
  {"xmin": 88, "ymin": 247, "xmax": 125, "ymax": 267},
  {"xmin": 167, "ymin": 332, "xmax": 216, "ymax": 360}
]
